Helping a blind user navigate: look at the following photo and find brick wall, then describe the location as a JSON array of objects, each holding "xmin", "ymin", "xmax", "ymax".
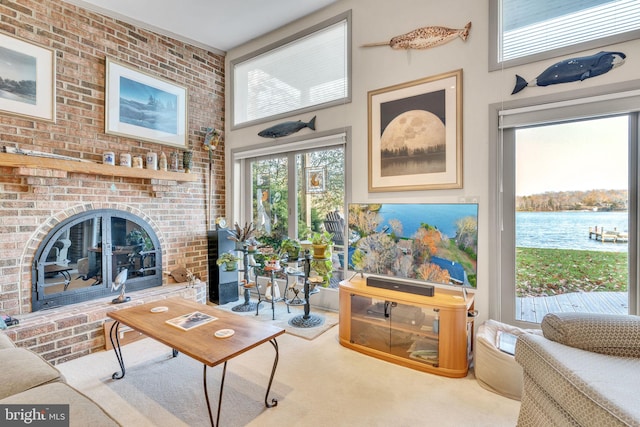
[
  {"xmin": 0, "ymin": 0, "xmax": 225, "ymax": 317},
  {"xmin": 2, "ymin": 282, "xmax": 207, "ymax": 365}
]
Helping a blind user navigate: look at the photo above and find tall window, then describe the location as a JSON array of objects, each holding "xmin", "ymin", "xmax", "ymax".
[
  {"xmin": 231, "ymin": 11, "xmax": 351, "ymax": 128},
  {"xmin": 489, "ymin": 0, "xmax": 640, "ymax": 70},
  {"xmin": 490, "ymin": 88, "xmax": 640, "ymax": 325},
  {"xmin": 234, "ymin": 133, "xmax": 348, "ymax": 284},
  {"xmin": 514, "ymin": 117, "xmax": 629, "ymax": 322}
]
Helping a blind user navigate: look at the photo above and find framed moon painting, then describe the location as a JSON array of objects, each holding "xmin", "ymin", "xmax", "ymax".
[{"xmin": 368, "ymin": 69, "xmax": 462, "ymax": 192}]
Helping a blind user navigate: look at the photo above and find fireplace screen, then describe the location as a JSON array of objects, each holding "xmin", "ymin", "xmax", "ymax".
[{"xmin": 32, "ymin": 209, "xmax": 162, "ymax": 311}]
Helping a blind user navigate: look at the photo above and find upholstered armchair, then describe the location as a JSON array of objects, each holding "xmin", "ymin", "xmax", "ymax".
[{"xmin": 515, "ymin": 312, "xmax": 640, "ymax": 426}]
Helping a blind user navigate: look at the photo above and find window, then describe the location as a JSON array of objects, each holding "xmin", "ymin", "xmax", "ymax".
[
  {"xmin": 231, "ymin": 11, "xmax": 351, "ymax": 128},
  {"xmin": 489, "ymin": 0, "xmax": 640, "ymax": 70},
  {"xmin": 234, "ymin": 133, "xmax": 348, "ymax": 285},
  {"xmin": 489, "ymin": 86, "xmax": 640, "ymax": 325}
]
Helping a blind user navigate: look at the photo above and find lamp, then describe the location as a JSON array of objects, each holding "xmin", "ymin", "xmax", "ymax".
[{"xmin": 111, "ymin": 268, "xmax": 130, "ymax": 304}]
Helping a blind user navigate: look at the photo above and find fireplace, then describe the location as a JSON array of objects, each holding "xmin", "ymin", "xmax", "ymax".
[{"xmin": 32, "ymin": 209, "xmax": 163, "ymax": 311}]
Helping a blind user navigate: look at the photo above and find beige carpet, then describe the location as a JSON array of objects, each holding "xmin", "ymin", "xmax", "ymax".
[
  {"xmin": 58, "ymin": 329, "xmax": 520, "ymax": 427},
  {"xmin": 213, "ymin": 298, "xmax": 338, "ymax": 340}
]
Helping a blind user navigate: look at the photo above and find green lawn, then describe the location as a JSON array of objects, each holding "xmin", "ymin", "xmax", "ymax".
[{"xmin": 516, "ymin": 247, "xmax": 628, "ymax": 297}]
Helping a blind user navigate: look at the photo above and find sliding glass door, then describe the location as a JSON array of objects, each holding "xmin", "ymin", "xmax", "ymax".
[
  {"xmin": 513, "ymin": 116, "xmax": 629, "ymax": 322},
  {"xmin": 491, "ymin": 88, "xmax": 640, "ymax": 325}
]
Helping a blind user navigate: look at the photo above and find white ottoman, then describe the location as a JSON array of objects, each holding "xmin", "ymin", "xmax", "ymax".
[{"xmin": 475, "ymin": 319, "xmax": 540, "ymax": 400}]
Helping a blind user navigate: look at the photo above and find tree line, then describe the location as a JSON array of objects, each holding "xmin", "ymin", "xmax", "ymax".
[
  {"xmin": 516, "ymin": 189, "xmax": 627, "ymax": 212},
  {"xmin": 0, "ymin": 76, "xmax": 36, "ymax": 99}
]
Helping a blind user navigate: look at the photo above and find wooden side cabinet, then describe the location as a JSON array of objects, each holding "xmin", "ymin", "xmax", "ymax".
[{"xmin": 339, "ymin": 277, "xmax": 474, "ymax": 378}]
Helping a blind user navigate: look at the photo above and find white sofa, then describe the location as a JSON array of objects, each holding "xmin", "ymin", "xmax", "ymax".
[{"xmin": 515, "ymin": 312, "xmax": 640, "ymax": 426}]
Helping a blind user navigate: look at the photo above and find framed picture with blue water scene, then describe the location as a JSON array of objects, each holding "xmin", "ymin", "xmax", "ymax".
[
  {"xmin": 0, "ymin": 33, "xmax": 55, "ymax": 122},
  {"xmin": 368, "ymin": 69, "xmax": 462, "ymax": 192},
  {"xmin": 105, "ymin": 58, "xmax": 187, "ymax": 147}
]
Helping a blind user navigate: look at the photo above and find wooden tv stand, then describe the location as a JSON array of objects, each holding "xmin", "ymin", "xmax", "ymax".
[{"xmin": 339, "ymin": 277, "xmax": 474, "ymax": 378}]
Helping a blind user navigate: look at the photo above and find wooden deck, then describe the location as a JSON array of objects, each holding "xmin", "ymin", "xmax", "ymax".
[
  {"xmin": 588, "ymin": 226, "xmax": 628, "ymax": 243},
  {"xmin": 516, "ymin": 291, "xmax": 628, "ymax": 323}
]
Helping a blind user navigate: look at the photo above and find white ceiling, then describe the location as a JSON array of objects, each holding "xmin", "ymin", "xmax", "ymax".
[{"xmin": 65, "ymin": 0, "xmax": 339, "ymax": 53}]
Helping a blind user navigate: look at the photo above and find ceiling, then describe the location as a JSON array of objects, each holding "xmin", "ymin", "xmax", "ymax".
[{"xmin": 66, "ymin": 0, "xmax": 340, "ymax": 53}]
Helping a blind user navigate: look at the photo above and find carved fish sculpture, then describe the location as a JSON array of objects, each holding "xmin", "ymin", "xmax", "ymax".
[
  {"xmin": 258, "ymin": 116, "xmax": 316, "ymax": 138},
  {"xmin": 512, "ymin": 51, "xmax": 626, "ymax": 95},
  {"xmin": 362, "ymin": 22, "xmax": 471, "ymax": 50}
]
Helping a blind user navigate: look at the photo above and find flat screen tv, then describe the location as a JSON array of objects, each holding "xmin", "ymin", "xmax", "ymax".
[{"xmin": 348, "ymin": 203, "xmax": 478, "ymax": 288}]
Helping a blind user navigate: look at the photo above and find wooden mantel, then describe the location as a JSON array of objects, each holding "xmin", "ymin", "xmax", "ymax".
[{"xmin": 0, "ymin": 152, "xmax": 198, "ymax": 182}]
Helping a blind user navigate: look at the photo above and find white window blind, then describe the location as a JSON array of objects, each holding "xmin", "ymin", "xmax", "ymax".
[
  {"xmin": 491, "ymin": 0, "xmax": 640, "ymax": 69},
  {"xmin": 232, "ymin": 12, "xmax": 350, "ymax": 128}
]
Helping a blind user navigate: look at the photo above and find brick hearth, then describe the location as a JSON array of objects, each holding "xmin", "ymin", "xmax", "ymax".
[{"xmin": 1, "ymin": 281, "xmax": 206, "ymax": 365}]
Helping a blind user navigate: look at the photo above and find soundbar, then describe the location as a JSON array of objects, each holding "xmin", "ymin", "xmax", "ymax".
[{"xmin": 366, "ymin": 277, "xmax": 434, "ymax": 297}]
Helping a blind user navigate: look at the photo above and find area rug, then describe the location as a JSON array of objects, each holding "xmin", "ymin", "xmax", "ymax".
[
  {"xmin": 57, "ymin": 330, "xmax": 521, "ymax": 427},
  {"xmin": 59, "ymin": 338, "xmax": 292, "ymax": 427},
  {"xmin": 214, "ymin": 298, "xmax": 338, "ymax": 340}
]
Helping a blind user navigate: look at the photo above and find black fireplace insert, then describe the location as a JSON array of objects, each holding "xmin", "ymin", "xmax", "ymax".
[{"xmin": 32, "ymin": 209, "xmax": 162, "ymax": 311}]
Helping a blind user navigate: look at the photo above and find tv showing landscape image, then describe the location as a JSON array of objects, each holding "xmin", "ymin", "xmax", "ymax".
[{"xmin": 348, "ymin": 203, "xmax": 478, "ymax": 288}]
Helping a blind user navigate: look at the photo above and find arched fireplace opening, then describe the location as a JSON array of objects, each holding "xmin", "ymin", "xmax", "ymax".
[{"xmin": 32, "ymin": 209, "xmax": 163, "ymax": 311}]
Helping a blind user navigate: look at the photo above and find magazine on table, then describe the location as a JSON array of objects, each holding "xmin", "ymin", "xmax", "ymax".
[{"xmin": 165, "ymin": 311, "xmax": 217, "ymax": 331}]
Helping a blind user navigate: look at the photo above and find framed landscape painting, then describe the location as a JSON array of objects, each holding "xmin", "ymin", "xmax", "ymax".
[
  {"xmin": 0, "ymin": 33, "xmax": 55, "ymax": 122},
  {"xmin": 368, "ymin": 69, "xmax": 462, "ymax": 192},
  {"xmin": 105, "ymin": 58, "xmax": 187, "ymax": 147}
]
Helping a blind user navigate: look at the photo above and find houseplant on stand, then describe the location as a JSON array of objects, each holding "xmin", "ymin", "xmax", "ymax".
[
  {"xmin": 265, "ymin": 253, "xmax": 281, "ymax": 270},
  {"xmin": 280, "ymin": 238, "xmax": 301, "ymax": 260},
  {"xmin": 311, "ymin": 231, "xmax": 334, "ymax": 259},
  {"xmin": 216, "ymin": 252, "xmax": 240, "ymax": 271},
  {"xmin": 226, "ymin": 222, "xmax": 260, "ymax": 313},
  {"xmin": 310, "ymin": 258, "xmax": 333, "ymax": 287}
]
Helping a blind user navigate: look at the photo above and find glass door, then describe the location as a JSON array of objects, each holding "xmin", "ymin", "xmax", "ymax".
[
  {"xmin": 513, "ymin": 116, "xmax": 629, "ymax": 321},
  {"xmin": 390, "ymin": 303, "xmax": 439, "ymax": 366},
  {"xmin": 349, "ymin": 294, "xmax": 390, "ymax": 353}
]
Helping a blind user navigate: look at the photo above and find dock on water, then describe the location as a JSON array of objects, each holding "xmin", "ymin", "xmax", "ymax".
[{"xmin": 588, "ymin": 226, "xmax": 628, "ymax": 243}]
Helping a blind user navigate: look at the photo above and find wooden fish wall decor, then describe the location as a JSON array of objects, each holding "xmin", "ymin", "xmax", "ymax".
[
  {"xmin": 512, "ymin": 51, "xmax": 626, "ymax": 94},
  {"xmin": 258, "ymin": 116, "xmax": 316, "ymax": 139},
  {"xmin": 362, "ymin": 22, "xmax": 471, "ymax": 50}
]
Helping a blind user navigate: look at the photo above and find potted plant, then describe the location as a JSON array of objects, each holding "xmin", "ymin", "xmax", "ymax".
[
  {"xmin": 226, "ymin": 222, "xmax": 256, "ymax": 249},
  {"xmin": 311, "ymin": 231, "xmax": 334, "ymax": 259},
  {"xmin": 216, "ymin": 252, "xmax": 240, "ymax": 271},
  {"xmin": 246, "ymin": 237, "xmax": 259, "ymax": 252},
  {"xmin": 311, "ymin": 258, "xmax": 333, "ymax": 287},
  {"xmin": 264, "ymin": 253, "xmax": 281, "ymax": 270},
  {"xmin": 280, "ymin": 238, "xmax": 301, "ymax": 260}
]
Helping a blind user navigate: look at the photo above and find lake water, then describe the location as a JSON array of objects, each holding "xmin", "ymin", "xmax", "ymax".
[
  {"xmin": 381, "ymin": 153, "xmax": 445, "ymax": 176},
  {"xmin": 516, "ymin": 211, "xmax": 628, "ymax": 253}
]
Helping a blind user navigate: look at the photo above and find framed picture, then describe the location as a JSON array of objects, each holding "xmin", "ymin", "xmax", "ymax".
[
  {"xmin": 306, "ymin": 167, "xmax": 326, "ymax": 193},
  {"xmin": 105, "ymin": 58, "xmax": 187, "ymax": 147},
  {"xmin": 0, "ymin": 33, "xmax": 55, "ymax": 122},
  {"xmin": 368, "ymin": 69, "xmax": 462, "ymax": 192}
]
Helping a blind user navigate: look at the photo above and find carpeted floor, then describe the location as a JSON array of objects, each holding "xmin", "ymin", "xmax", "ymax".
[
  {"xmin": 58, "ymin": 328, "xmax": 520, "ymax": 427},
  {"xmin": 213, "ymin": 298, "xmax": 338, "ymax": 340}
]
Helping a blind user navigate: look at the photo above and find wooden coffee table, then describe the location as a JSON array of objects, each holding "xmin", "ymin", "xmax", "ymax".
[{"xmin": 107, "ymin": 297, "xmax": 285, "ymax": 427}]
